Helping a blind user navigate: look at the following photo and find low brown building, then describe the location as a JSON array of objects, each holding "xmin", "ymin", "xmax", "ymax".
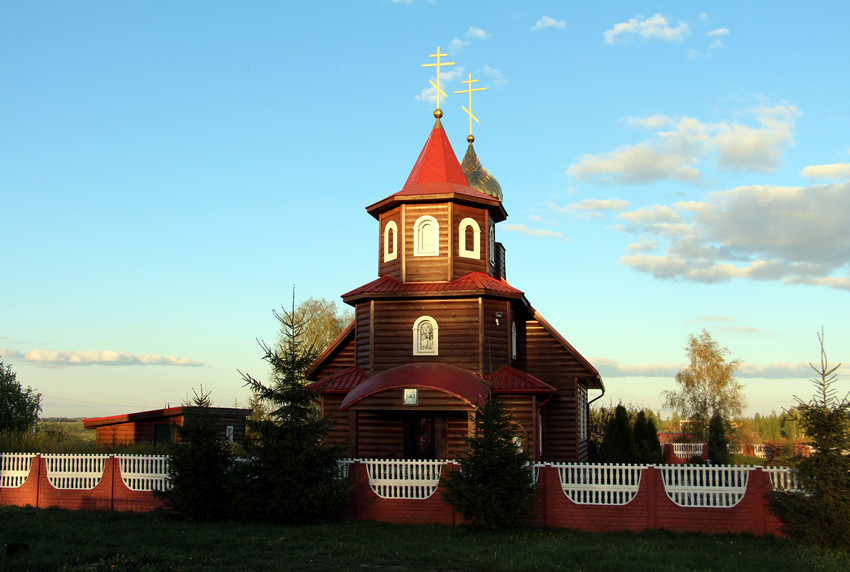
[{"xmin": 83, "ymin": 406, "xmax": 251, "ymax": 446}]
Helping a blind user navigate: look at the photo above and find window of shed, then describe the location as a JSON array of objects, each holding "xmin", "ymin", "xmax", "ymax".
[
  {"xmin": 459, "ymin": 217, "xmax": 481, "ymax": 259},
  {"xmin": 412, "ymin": 315, "xmax": 438, "ymax": 355},
  {"xmin": 383, "ymin": 220, "xmax": 398, "ymax": 262},
  {"xmin": 414, "ymin": 215, "xmax": 440, "ymax": 256}
]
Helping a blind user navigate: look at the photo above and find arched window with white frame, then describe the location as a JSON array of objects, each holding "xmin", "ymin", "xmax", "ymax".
[
  {"xmin": 413, "ymin": 215, "xmax": 440, "ymax": 257},
  {"xmin": 458, "ymin": 217, "xmax": 481, "ymax": 259},
  {"xmin": 412, "ymin": 315, "xmax": 438, "ymax": 355},
  {"xmin": 383, "ymin": 220, "xmax": 398, "ymax": 262}
]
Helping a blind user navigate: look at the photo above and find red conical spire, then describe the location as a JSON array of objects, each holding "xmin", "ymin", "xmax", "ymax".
[{"xmin": 402, "ymin": 116, "xmax": 470, "ymax": 189}]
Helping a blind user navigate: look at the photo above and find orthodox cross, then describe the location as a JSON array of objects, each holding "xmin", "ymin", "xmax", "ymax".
[
  {"xmin": 422, "ymin": 46, "xmax": 455, "ymax": 112},
  {"xmin": 454, "ymin": 73, "xmax": 487, "ymax": 140}
]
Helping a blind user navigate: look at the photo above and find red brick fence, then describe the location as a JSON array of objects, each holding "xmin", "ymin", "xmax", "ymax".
[{"xmin": 1, "ymin": 454, "xmax": 794, "ymax": 536}]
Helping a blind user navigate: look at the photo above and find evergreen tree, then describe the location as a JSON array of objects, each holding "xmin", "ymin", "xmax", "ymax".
[
  {"xmin": 440, "ymin": 393, "xmax": 536, "ymax": 529},
  {"xmin": 158, "ymin": 387, "xmax": 235, "ymax": 521},
  {"xmin": 772, "ymin": 331, "xmax": 850, "ymax": 550},
  {"xmin": 600, "ymin": 405, "xmax": 639, "ymax": 463},
  {"xmin": 707, "ymin": 411, "xmax": 731, "ymax": 465},
  {"xmin": 634, "ymin": 411, "xmax": 662, "ymax": 464},
  {"xmin": 237, "ymin": 301, "xmax": 350, "ymax": 524}
]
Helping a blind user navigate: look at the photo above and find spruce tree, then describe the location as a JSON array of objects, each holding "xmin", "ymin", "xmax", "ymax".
[
  {"xmin": 771, "ymin": 331, "xmax": 850, "ymax": 549},
  {"xmin": 707, "ymin": 411, "xmax": 731, "ymax": 465},
  {"xmin": 158, "ymin": 387, "xmax": 235, "ymax": 521},
  {"xmin": 634, "ymin": 411, "xmax": 662, "ymax": 464},
  {"xmin": 440, "ymin": 393, "xmax": 536, "ymax": 529},
  {"xmin": 600, "ymin": 405, "xmax": 639, "ymax": 463},
  {"xmin": 237, "ymin": 302, "xmax": 350, "ymax": 524}
]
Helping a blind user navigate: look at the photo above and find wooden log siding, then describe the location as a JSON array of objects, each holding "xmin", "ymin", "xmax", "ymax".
[
  {"xmin": 403, "ymin": 204, "xmax": 451, "ymax": 283},
  {"xmin": 355, "ymin": 302, "xmax": 372, "ymax": 372},
  {"xmin": 498, "ymin": 394, "xmax": 537, "ymax": 455},
  {"xmin": 371, "ymin": 299, "xmax": 481, "ymax": 374},
  {"xmin": 356, "ymin": 412, "xmax": 405, "ymax": 459},
  {"xmin": 451, "ymin": 204, "xmax": 488, "ymax": 279},
  {"xmin": 481, "ymin": 298, "xmax": 511, "ymax": 373},
  {"xmin": 378, "ymin": 209, "xmax": 402, "ymax": 280},
  {"xmin": 524, "ymin": 318, "xmax": 593, "ymax": 462}
]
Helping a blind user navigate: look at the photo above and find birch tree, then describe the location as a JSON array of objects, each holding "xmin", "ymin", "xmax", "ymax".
[{"xmin": 664, "ymin": 329, "xmax": 744, "ymax": 440}]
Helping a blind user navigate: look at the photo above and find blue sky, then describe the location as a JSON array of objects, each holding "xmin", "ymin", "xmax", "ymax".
[{"xmin": 2, "ymin": 1, "xmax": 848, "ymax": 419}]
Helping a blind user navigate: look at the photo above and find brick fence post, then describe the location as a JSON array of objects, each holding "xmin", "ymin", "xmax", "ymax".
[{"xmin": 645, "ymin": 466, "xmax": 658, "ymax": 530}]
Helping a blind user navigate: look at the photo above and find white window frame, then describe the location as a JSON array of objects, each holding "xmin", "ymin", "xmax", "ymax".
[
  {"xmin": 413, "ymin": 215, "xmax": 440, "ymax": 257},
  {"xmin": 458, "ymin": 217, "xmax": 481, "ymax": 260},
  {"xmin": 383, "ymin": 220, "xmax": 398, "ymax": 262},
  {"xmin": 488, "ymin": 220, "xmax": 495, "ymax": 267},
  {"xmin": 511, "ymin": 321, "xmax": 517, "ymax": 360},
  {"xmin": 577, "ymin": 384, "xmax": 588, "ymax": 442},
  {"xmin": 412, "ymin": 315, "xmax": 438, "ymax": 355}
]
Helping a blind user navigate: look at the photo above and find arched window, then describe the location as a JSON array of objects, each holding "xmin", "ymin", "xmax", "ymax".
[
  {"xmin": 383, "ymin": 221, "xmax": 398, "ymax": 262},
  {"xmin": 458, "ymin": 217, "xmax": 481, "ymax": 259},
  {"xmin": 414, "ymin": 215, "xmax": 439, "ymax": 257},
  {"xmin": 511, "ymin": 321, "xmax": 518, "ymax": 360},
  {"xmin": 412, "ymin": 315, "xmax": 438, "ymax": 355}
]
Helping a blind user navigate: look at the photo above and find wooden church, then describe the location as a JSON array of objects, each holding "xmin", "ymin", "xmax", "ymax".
[{"xmin": 306, "ymin": 62, "xmax": 603, "ymax": 463}]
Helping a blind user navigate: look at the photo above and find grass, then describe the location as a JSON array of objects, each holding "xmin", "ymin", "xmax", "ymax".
[{"xmin": 1, "ymin": 507, "xmax": 848, "ymax": 571}]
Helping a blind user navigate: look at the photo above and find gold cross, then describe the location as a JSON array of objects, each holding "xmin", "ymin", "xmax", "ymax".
[
  {"xmin": 422, "ymin": 46, "xmax": 455, "ymax": 111},
  {"xmin": 454, "ymin": 73, "xmax": 487, "ymax": 137}
]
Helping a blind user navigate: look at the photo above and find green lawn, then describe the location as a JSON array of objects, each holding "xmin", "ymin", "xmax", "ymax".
[{"xmin": 1, "ymin": 506, "xmax": 847, "ymax": 571}]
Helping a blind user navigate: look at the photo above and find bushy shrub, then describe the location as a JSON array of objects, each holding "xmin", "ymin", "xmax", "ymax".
[{"xmin": 441, "ymin": 394, "xmax": 536, "ymax": 529}]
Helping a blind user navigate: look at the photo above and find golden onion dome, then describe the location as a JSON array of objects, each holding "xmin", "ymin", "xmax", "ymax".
[{"xmin": 461, "ymin": 136, "xmax": 503, "ymax": 202}]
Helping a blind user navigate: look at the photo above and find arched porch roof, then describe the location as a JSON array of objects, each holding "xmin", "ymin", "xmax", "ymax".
[{"xmin": 339, "ymin": 362, "xmax": 489, "ymax": 411}]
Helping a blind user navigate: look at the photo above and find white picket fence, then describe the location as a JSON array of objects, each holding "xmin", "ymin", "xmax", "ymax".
[
  {"xmin": 553, "ymin": 463, "xmax": 646, "ymax": 505},
  {"xmin": 658, "ymin": 465, "xmax": 753, "ymax": 508},
  {"xmin": 671, "ymin": 443, "xmax": 705, "ymax": 459},
  {"xmin": 2, "ymin": 454, "xmax": 800, "ymax": 509},
  {"xmin": 764, "ymin": 466, "xmax": 800, "ymax": 491},
  {"xmin": 362, "ymin": 458, "xmax": 448, "ymax": 499},
  {"xmin": 117, "ymin": 455, "xmax": 171, "ymax": 492},
  {"xmin": 0, "ymin": 453, "xmax": 36, "ymax": 488}
]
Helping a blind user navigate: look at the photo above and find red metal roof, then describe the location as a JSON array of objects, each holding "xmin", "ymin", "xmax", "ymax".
[
  {"xmin": 342, "ymin": 272, "xmax": 524, "ymax": 301},
  {"xmin": 486, "ymin": 365, "xmax": 556, "ymax": 394},
  {"xmin": 339, "ymin": 362, "xmax": 489, "ymax": 410},
  {"xmin": 402, "ymin": 118, "xmax": 472, "ymax": 189},
  {"xmin": 306, "ymin": 366, "xmax": 368, "ymax": 394},
  {"xmin": 83, "ymin": 406, "xmax": 251, "ymax": 428}
]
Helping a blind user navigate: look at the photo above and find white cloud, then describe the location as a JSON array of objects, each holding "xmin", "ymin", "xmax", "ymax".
[
  {"xmin": 531, "ymin": 16, "xmax": 566, "ymax": 32},
  {"xmin": 501, "ymin": 224, "xmax": 569, "ymax": 241},
  {"xmin": 448, "ymin": 38, "xmax": 470, "ymax": 54},
  {"xmin": 604, "ymin": 13, "xmax": 689, "ymax": 45},
  {"xmin": 801, "ymin": 162, "xmax": 850, "ymax": 181},
  {"xmin": 616, "ymin": 182, "xmax": 850, "ymax": 289},
  {"xmin": 568, "ymin": 105, "xmax": 798, "ymax": 185},
  {"xmin": 1, "ymin": 348, "xmax": 204, "ymax": 367},
  {"xmin": 707, "ymin": 28, "xmax": 730, "ymax": 37},
  {"xmin": 547, "ymin": 198, "xmax": 630, "ymax": 218},
  {"xmin": 482, "ymin": 65, "xmax": 507, "ymax": 88},
  {"xmin": 414, "ymin": 66, "xmax": 464, "ymax": 105},
  {"xmin": 568, "ymin": 142, "xmax": 702, "ymax": 185},
  {"xmin": 466, "ymin": 27, "xmax": 490, "ymax": 40},
  {"xmin": 593, "ymin": 356, "xmax": 812, "ymax": 379}
]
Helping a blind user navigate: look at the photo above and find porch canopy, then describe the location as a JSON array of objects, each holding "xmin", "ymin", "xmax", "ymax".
[{"xmin": 339, "ymin": 362, "xmax": 489, "ymax": 411}]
